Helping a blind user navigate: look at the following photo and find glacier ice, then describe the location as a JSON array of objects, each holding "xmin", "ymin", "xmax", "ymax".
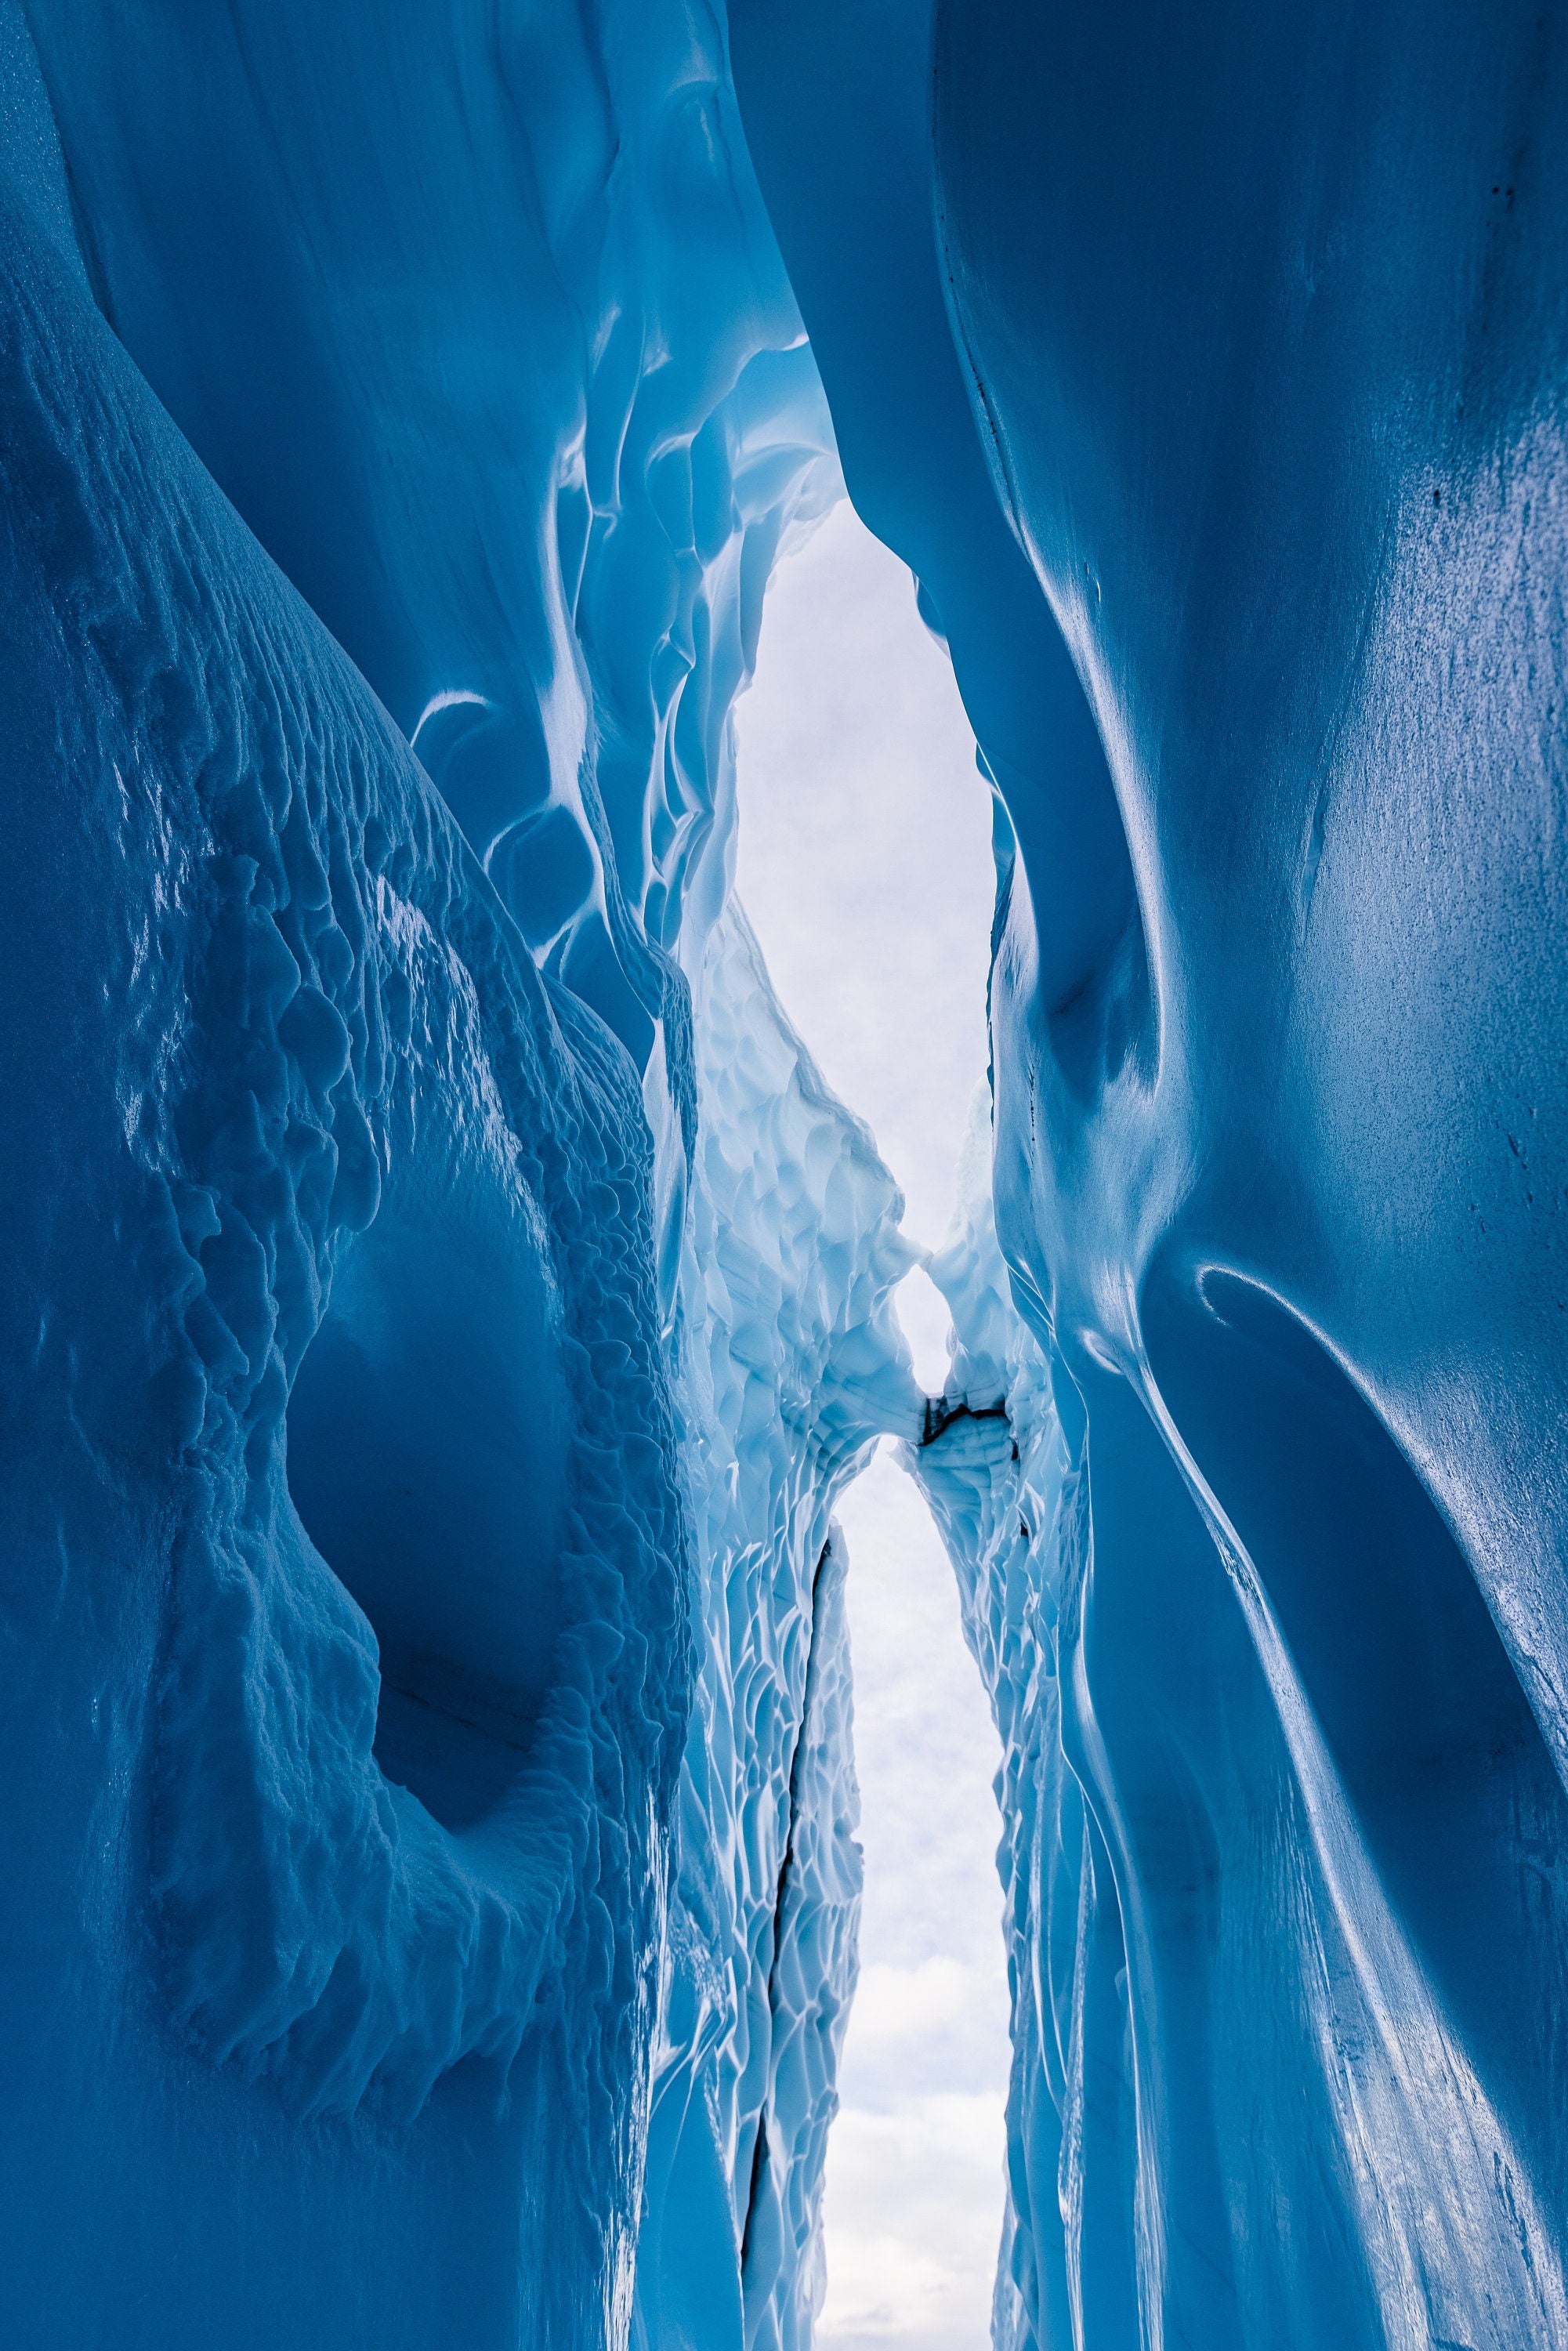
[
  {"xmin": 0, "ymin": 0, "xmax": 885, "ymax": 2337},
  {"xmin": 5, "ymin": 0, "xmax": 1568, "ymax": 2344},
  {"xmin": 737, "ymin": 2, "xmax": 1568, "ymax": 2346},
  {"xmin": 638, "ymin": 903, "xmax": 921, "ymax": 2351}
]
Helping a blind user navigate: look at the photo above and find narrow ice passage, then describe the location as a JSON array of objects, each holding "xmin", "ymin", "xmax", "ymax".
[
  {"xmin": 735, "ymin": 498, "xmax": 1010, "ymax": 2346},
  {"xmin": 6, "ymin": 2, "xmax": 1568, "ymax": 2345}
]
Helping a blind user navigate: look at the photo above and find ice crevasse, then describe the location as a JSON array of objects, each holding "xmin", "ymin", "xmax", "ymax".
[{"xmin": 3, "ymin": 0, "xmax": 1568, "ymax": 2348}]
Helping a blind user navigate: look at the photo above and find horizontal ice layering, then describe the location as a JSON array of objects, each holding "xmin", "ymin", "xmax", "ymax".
[{"xmin": 4, "ymin": 0, "xmax": 1568, "ymax": 2345}]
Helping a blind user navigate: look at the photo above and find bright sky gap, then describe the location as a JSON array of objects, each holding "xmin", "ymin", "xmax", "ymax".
[{"xmin": 736, "ymin": 498, "xmax": 1009, "ymax": 2350}]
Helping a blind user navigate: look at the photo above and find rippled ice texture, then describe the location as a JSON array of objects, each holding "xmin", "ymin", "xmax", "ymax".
[
  {"xmin": 0, "ymin": 0, "xmax": 914, "ymax": 2341},
  {"xmin": 9, "ymin": 0, "xmax": 1568, "ymax": 2346}
]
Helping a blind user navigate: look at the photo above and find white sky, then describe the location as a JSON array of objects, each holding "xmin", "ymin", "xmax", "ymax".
[{"xmin": 733, "ymin": 498, "xmax": 1009, "ymax": 2351}]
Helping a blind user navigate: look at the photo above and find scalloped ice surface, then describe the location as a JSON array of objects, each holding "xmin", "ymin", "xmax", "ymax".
[
  {"xmin": 9, "ymin": 0, "xmax": 1568, "ymax": 2347},
  {"xmin": 636, "ymin": 904, "xmax": 922, "ymax": 2351},
  {"xmin": 0, "ymin": 0, "xmax": 918, "ymax": 2343}
]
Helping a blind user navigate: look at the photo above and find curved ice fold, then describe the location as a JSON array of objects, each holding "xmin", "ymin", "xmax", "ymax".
[
  {"xmin": 20, "ymin": 0, "xmax": 838, "ymax": 1154},
  {"xmin": 732, "ymin": 4, "xmax": 1568, "ymax": 2340},
  {"xmin": 919, "ymin": 1117, "xmax": 1568, "ymax": 2351}
]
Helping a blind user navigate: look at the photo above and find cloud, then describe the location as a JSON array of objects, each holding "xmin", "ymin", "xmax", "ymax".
[
  {"xmin": 734, "ymin": 498, "xmax": 995, "ymax": 1257},
  {"xmin": 817, "ymin": 2096, "xmax": 1007, "ymax": 2350},
  {"xmin": 849, "ymin": 1957, "xmax": 973, "ymax": 2052}
]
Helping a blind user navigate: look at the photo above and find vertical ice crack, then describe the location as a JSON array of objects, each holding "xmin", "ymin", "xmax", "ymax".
[{"xmin": 741, "ymin": 1534, "xmax": 835, "ymax": 2279}]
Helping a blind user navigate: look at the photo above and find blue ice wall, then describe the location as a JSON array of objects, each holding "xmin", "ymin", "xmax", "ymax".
[
  {"xmin": 639, "ymin": 905, "xmax": 921, "ymax": 2351},
  {"xmin": 0, "ymin": 0, "xmax": 888, "ymax": 2342},
  {"xmin": 10, "ymin": 0, "xmax": 1568, "ymax": 2341},
  {"xmin": 733, "ymin": 2, "xmax": 1568, "ymax": 2346},
  {"xmin": 0, "ymin": 29, "xmax": 686, "ymax": 2341},
  {"xmin": 19, "ymin": 0, "xmax": 838, "ymax": 1121}
]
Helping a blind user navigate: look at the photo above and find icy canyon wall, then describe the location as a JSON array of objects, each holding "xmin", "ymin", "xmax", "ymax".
[
  {"xmin": 0, "ymin": 0, "xmax": 916, "ymax": 2342},
  {"xmin": 638, "ymin": 904, "xmax": 920, "ymax": 2351},
  {"xmin": 9, "ymin": 0, "xmax": 1568, "ymax": 2345},
  {"xmin": 734, "ymin": 2, "xmax": 1568, "ymax": 2347}
]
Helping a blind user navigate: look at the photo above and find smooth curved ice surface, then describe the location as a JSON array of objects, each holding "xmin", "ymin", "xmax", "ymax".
[
  {"xmin": 6, "ymin": 0, "xmax": 1568, "ymax": 2344},
  {"xmin": 734, "ymin": 4, "xmax": 1568, "ymax": 2346}
]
